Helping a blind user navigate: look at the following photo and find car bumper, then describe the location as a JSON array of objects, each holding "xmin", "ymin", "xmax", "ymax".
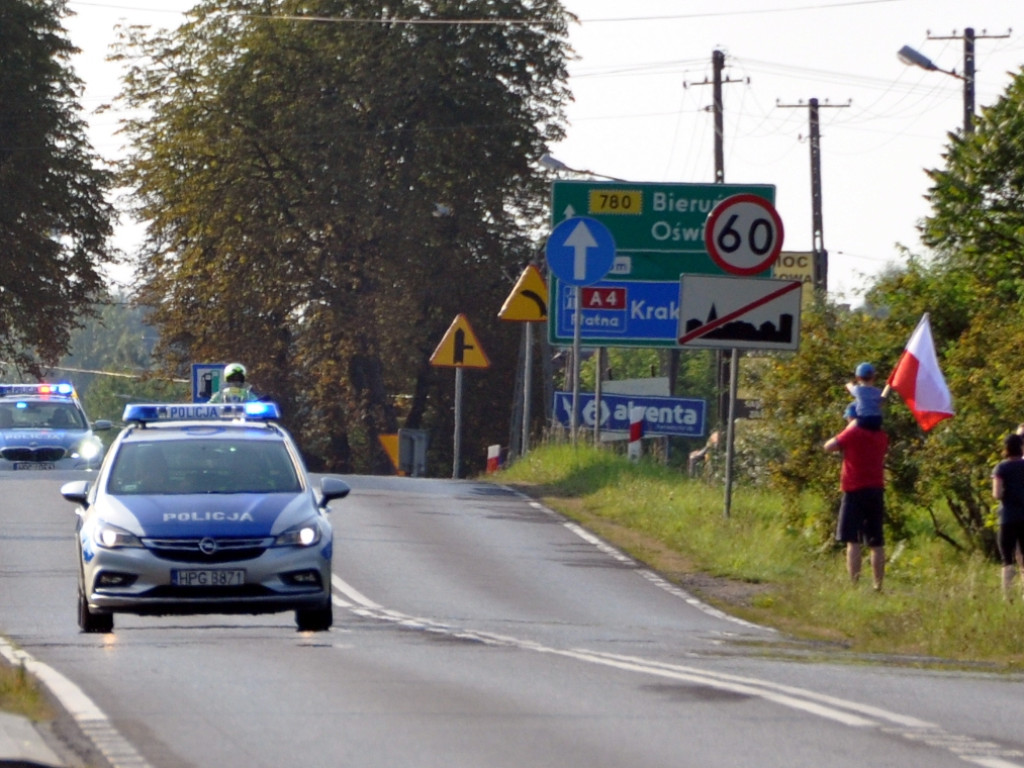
[
  {"xmin": 82, "ymin": 544, "xmax": 332, "ymax": 616},
  {"xmin": 0, "ymin": 458, "xmax": 100, "ymax": 471}
]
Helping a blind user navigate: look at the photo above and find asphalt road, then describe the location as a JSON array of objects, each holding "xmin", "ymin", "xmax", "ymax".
[{"xmin": 2, "ymin": 470, "xmax": 1023, "ymax": 768}]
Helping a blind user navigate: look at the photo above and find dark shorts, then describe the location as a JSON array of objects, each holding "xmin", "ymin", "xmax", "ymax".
[
  {"xmin": 998, "ymin": 521, "xmax": 1024, "ymax": 566},
  {"xmin": 836, "ymin": 487, "xmax": 885, "ymax": 547},
  {"xmin": 855, "ymin": 415, "xmax": 882, "ymax": 431}
]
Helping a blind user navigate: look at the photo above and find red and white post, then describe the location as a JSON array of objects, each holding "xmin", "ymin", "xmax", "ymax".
[
  {"xmin": 486, "ymin": 444, "xmax": 501, "ymax": 473},
  {"xmin": 627, "ymin": 404, "xmax": 644, "ymax": 462}
]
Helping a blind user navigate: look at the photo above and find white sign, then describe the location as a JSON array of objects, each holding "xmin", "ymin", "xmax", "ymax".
[
  {"xmin": 704, "ymin": 194, "xmax": 784, "ymax": 276},
  {"xmin": 678, "ymin": 275, "xmax": 801, "ymax": 350}
]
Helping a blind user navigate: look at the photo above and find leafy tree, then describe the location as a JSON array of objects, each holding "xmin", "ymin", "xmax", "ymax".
[
  {"xmin": 0, "ymin": 0, "xmax": 114, "ymax": 375},
  {"xmin": 755, "ymin": 67, "xmax": 1024, "ymax": 559},
  {"xmin": 115, "ymin": 0, "xmax": 572, "ymax": 474}
]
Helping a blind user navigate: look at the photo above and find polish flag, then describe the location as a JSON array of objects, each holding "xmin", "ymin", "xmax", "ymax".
[{"xmin": 886, "ymin": 314, "xmax": 954, "ymax": 431}]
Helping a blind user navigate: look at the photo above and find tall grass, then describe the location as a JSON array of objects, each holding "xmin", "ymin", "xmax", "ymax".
[
  {"xmin": 0, "ymin": 661, "xmax": 53, "ymax": 721},
  {"xmin": 497, "ymin": 443, "xmax": 1024, "ymax": 668}
]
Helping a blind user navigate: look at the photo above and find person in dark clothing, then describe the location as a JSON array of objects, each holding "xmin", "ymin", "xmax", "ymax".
[{"xmin": 991, "ymin": 433, "xmax": 1024, "ymax": 601}]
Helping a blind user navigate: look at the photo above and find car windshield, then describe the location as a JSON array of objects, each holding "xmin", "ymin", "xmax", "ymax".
[
  {"xmin": 107, "ymin": 438, "xmax": 302, "ymax": 495},
  {"xmin": 0, "ymin": 401, "xmax": 85, "ymax": 430}
]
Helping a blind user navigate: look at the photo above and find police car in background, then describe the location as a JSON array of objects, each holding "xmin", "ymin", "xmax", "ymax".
[
  {"xmin": 0, "ymin": 383, "xmax": 111, "ymax": 470},
  {"xmin": 60, "ymin": 401, "xmax": 350, "ymax": 633}
]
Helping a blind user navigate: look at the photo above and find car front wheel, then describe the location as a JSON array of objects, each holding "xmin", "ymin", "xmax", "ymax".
[
  {"xmin": 78, "ymin": 585, "xmax": 113, "ymax": 634},
  {"xmin": 295, "ymin": 600, "xmax": 332, "ymax": 632}
]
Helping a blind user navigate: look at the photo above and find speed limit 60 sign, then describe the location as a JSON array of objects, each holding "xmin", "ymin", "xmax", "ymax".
[{"xmin": 704, "ymin": 194, "xmax": 784, "ymax": 276}]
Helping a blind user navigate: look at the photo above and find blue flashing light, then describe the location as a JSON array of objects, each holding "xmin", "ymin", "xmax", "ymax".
[
  {"xmin": 0, "ymin": 382, "xmax": 76, "ymax": 398},
  {"xmin": 123, "ymin": 402, "xmax": 281, "ymax": 424},
  {"xmin": 243, "ymin": 401, "xmax": 280, "ymax": 419}
]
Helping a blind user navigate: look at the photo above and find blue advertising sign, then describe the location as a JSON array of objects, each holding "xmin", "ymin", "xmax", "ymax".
[
  {"xmin": 551, "ymin": 280, "xmax": 680, "ymax": 346},
  {"xmin": 545, "ymin": 217, "xmax": 617, "ymax": 287},
  {"xmin": 553, "ymin": 391, "xmax": 706, "ymax": 438}
]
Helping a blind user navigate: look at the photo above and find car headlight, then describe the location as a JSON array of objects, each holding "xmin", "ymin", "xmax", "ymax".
[
  {"xmin": 274, "ymin": 521, "xmax": 322, "ymax": 548},
  {"xmin": 72, "ymin": 438, "xmax": 104, "ymax": 461},
  {"xmin": 93, "ymin": 522, "xmax": 143, "ymax": 549}
]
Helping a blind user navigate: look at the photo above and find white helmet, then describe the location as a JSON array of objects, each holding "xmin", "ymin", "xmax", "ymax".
[{"xmin": 224, "ymin": 362, "xmax": 246, "ymax": 381}]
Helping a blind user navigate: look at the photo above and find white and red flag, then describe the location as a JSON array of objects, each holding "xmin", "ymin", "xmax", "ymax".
[{"xmin": 886, "ymin": 313, "xmax": 954, "ymax": 431}]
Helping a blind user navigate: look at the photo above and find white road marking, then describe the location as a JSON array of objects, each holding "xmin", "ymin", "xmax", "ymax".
[
  {"xmin": 330, "ymin": 575, "xmax": 1024, "ymax": 768},
  {"xmin": 0, "ymin": 636, "xmax": 154, "ymax": 768}
]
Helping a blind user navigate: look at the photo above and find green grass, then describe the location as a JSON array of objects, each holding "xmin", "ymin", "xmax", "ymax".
[
  {"xmin": 495, "ymin": 443, "xmax": 1024, "ymax": 669},
  {"xmin": 0, "ymin": 659, "xmax": 53, "ymax": 722}
]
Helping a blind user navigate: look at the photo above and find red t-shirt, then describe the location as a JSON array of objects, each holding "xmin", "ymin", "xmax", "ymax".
[{"xmin": 834, "ymin": 423, "xmax": 888, "ymax": 491}]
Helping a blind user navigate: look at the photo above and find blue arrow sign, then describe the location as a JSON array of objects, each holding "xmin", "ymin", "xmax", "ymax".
[
  {"xmin": 545, "ymin": 217, "xmax": 616, "ymax": 287},
  {"xmin": 553, "ymin": 391, "xmax": 706, "ymax": 437}
]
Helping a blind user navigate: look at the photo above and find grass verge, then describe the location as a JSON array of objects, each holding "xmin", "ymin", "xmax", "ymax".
[
  {"xmin": 494, "ymin": 443, "xmax": 1024, "ymax": 669},
  {"xmin": 0, "ymin": 657, "xmax": 54, "ymax": 722}
]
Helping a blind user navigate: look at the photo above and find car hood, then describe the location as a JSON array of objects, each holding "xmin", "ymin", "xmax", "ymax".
[
  {"xmin": 103, "ymin": 492, "xmax": 315, "ymax": 538},
  {"xmin": 0, "ymin": 428, "xmax": 91, "ymax": 449}
]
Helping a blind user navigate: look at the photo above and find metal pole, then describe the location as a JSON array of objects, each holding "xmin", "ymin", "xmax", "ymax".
[
  {"xmin": 570, "ymin": 285, "xmax": 582, "ymax": 444},
  {"xmin": 593, "ymin": 347, "xmax": 604, "ymax": 445},
  {"xmin": 809, "ymin": 98, "xmax": 826, "ymax": 293},
  {"xmin": 521, "ymin": 323, "xmax": 533, "ymax": 455},
  {"xmin": 963, "ymin": 27, "xmax": 975, "ymax": 134},
  {"xmin": 723, "ymin": 347, "xmax": 739, "ymax": 518},
  {"xmin": 712, "ymin": 49, "xmax": 725, "ymax": 183},
  {"xmin": 452, "ymin": 367, "xmax": 463, "ymax": 479}
]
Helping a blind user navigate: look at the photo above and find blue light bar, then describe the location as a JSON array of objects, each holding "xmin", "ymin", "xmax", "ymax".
[
  {"xmin": 0, "ymin": 382, "xmax": 75, "ymax": 397},
  {"xmin": 123, "ymin": 402, "xmax": 281, "ymax": 424}
]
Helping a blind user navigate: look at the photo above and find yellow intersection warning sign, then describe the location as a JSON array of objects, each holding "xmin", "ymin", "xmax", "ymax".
[
  {"xmin": 430, "ymin": 314, "xmax": 490, "ymax": 369},
  {"xmin": 498, "ymin": 264, "xmax": 548, "ymax": 322}
]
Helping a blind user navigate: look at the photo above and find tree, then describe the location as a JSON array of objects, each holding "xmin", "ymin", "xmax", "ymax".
[
  {"xmin": 0, "ymin": 0, "xmax": 114, "ymax": 375},
  {"xmin": 115, "ymin": 0, "xmax": 572, "ymax": 473},
  {"xmin": 755, "ymin": 67, "xmax": 1024, "ymax": 559}
]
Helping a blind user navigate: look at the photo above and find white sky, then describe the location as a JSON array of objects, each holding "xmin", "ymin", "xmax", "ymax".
[{"xmin": 64, "ymin": 0, "xmax": 1023, "ymax": 303}]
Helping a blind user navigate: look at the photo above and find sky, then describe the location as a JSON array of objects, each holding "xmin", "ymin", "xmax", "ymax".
[{"xmin": 63, "ymin": 0, "xmax": 1023, "ymax": 303}]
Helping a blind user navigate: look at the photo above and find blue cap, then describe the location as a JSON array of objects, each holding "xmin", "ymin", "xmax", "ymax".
[
  {"xmin": 855, "ymin": 362, "xmax": 875, "ymax": 378},
  {"xmin": 844, "ymin": 402, "xmax": 858, "ymax": 420}
]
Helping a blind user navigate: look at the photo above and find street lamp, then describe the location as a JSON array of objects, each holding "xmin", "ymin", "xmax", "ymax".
[
  {"xmin": 897, "ymin": 31, "xmax": 975, "ymax": 134},
  {"xmin": 540, "ymin": 154, "xmax": 627, "ymax": 182}
]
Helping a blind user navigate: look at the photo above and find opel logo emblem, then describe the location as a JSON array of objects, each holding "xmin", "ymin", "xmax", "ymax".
[{"xmin": 199, "ymin": 537, "xmax": 218, "ymax": 555}]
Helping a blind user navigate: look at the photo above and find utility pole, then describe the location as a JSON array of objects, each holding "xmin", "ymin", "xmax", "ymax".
[
  {"xmin": 686, "ymin": 50, "xmax": 748, "ymax": 517},
  {"xmin": 900, "ymin": 28, "xmax": 1010, "ymax": 135},
  {"xmin": 686, "ymin": 49, "xmax": 748, "ymax": 183},
  {"xmin": 777, "ymin": 98, "xmax": 850, "ymax": 294},
  {"xmin": 927, "ymin": 28, "xmax": 978, "ymax": 134},
  {"xmin": 685, "ymin": 48, "xmax": 748, "ymax": 408}
]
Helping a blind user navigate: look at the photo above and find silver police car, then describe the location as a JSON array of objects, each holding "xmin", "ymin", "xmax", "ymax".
[
  {"xmin": 0, "ymin": 383, "xmax": 111, "ymax": 470},
  {"xmin": 60, "ymin": 402, "xmax": 349, "ymax": 633}
]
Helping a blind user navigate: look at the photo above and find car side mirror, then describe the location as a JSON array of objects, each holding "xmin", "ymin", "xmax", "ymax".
[
  {"xmin": 60, "ymin": 480, "xmax": 91, "ymax": 507},
  {"xmin": 318, "ymin": 477, "xmax": 351, "ymax": 509},
  {"xmin": 91, "ymin": 420, "xmax": 113, "ymax": 432}
]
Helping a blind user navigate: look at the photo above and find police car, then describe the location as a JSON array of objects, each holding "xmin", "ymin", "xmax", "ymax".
[
  {"xmin": 59, "ymin": 402, "xmax": 350, "ymax": 633},
  {"xmin": 0, "ymin": 383, "xmax": 111, "ymax": 470}
]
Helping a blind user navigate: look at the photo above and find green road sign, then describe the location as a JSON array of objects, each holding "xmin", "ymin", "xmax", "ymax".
[{"xmin": 550, "ymin": 181, "xmax": 776, "ymax": 280}]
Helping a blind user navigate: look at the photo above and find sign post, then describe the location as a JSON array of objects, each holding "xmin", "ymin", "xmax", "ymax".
[
  {"xmin": 545, "ymin": 217, "xmax": 616, "ymax": 442},
  {"xmin": 430, "ymin": 314, "xmax": 490, "ymax": 478},
  {"xmin": 700, "ymin": 194, "xmax": 785, "ymax": 518},
  {"xmin": 498, "ymin": 265, "xmax": 548, "ymax": 457}
]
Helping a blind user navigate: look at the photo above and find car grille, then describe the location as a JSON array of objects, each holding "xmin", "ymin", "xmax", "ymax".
[
  {"xmin": 1, "ymin": 446, "xmax": 67, "ymax": 462},
  {"xmin": 142, "ymin": 537, "xmax": 271, "ymax": 563},
  {"xmin": 142, "ymin": 585, "xmax": 276, "ymax": 599}
]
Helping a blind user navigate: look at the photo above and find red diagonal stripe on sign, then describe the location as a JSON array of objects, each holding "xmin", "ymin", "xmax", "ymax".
[{"xmin": 678, "ymin": 280, "xmax": 801, "ymax": 345}]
